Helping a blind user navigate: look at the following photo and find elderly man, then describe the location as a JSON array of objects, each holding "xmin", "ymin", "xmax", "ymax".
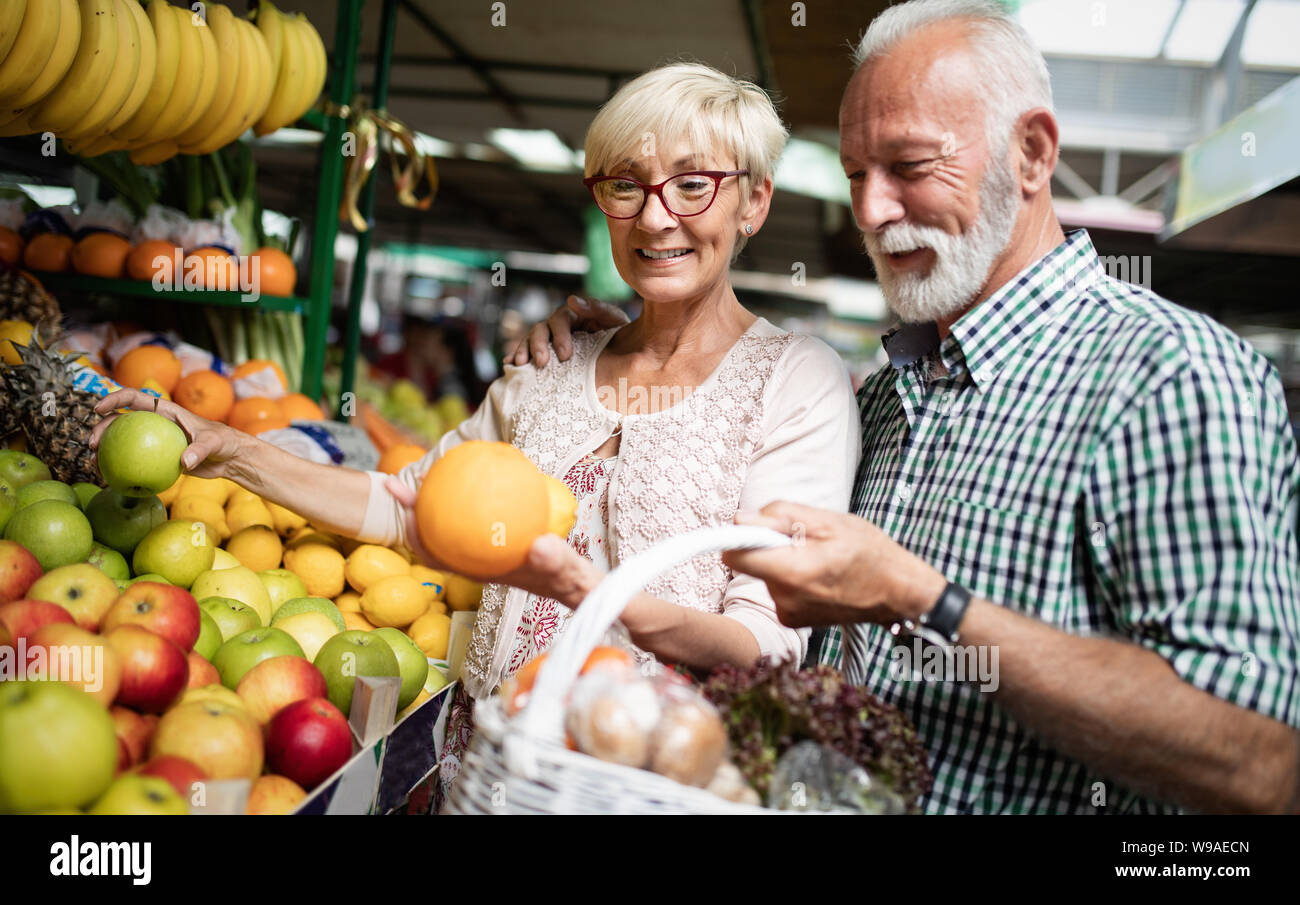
[{"xmin": 513, "ymin": 0, "xmax": 1300, "ymax": 814}]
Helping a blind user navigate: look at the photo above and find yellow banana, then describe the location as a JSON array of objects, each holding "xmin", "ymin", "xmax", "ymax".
[
  {"xmin": 243, "ymin": 15, "xmax": 275, "ymax": 125},
  {"xmin": 63, "ymin": 0, "xmax": 141, "ymax": 140},
  {"xmin": 101, "ymin": 0, "xmax": 156, "ymax": 135},
  {"xmin": 284, "ymin": 14, "xmax": 323, "ymax": 124},
  {"xmin": 29, "ymin": 0, "xmax": 118, "ymax": 136},
  {"xmin": 0, "ymin": 110, "xmax": 33, "ymax": 136},
  {"xmin": 0, "ymin": 0, "xmax": 80, "ymax": 117},
  {"xmin": 298, "ymin": 14, "xmax": 327, "ymax": 117},
  {"xmin": 0, "ymin": 0, "xmax": 62, "ymax": 103},
  {"xmin": 253, "ymin": 0, "xmax": 284, "ymax": 78},
  {"xmin": 113, "ymin": 0, "xmax": 178, "ymax": 142},
  {"xmin": 253, "ymin": 2, "xmax": 306, "ymax": 136},
  {"xmin": 170, "ymin": 7, "xmax": 219, "ymax": 138},
  {"xmin": 128, "ymin": 3, "xmax": 202, "ymax": 145},
  {"xmin": 0, "ymin": 0, "xmax": 28, "ymax": 65},
  {"xmin": 174, "ymin": 2, "xmax": 241, "ymax": 148},
  {"xmin": 181, "ymin": 15, "xmax": 267, "ymax": 155},
  {"xmin": 66, "ymin": 133, "xmax": 123, "ymax": 157}
]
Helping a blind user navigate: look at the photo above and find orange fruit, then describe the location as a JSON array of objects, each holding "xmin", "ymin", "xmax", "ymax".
[
  {"xmin": 22, "ymin": 233, "xmax": 73, "ymax": 272},
  {"xmin": 503, "ymin": 654, "xmax": 548, "ymax": 716},
  {"xmin": 277, "ymin": 392, "xmax": 323, "ymax": 421},
  {"xmin": 581, "ymin": 646, "xmax": 635, "ymax": 676},
  {"xmin": 70, "ymin": 233, "xmax": 131, "ymax": 279},
  {"xmin": 227, "ymin": 397, "xmax": 289, "ymax": 435},
  {"xmin": 0, "ymin": 227, "xmax": 23, "ymax": 265},
  {"xmin": 376, "ymin": 443, "xmax": 426, "ymax": 475},
  {"xmin": 414, "ymin": 441, "xmax": 551, "ymax": 577},
  {"xmin": 185, "ymin": 246, "xmax": 238, "ymax": 290},
  {"xmin": 173, "ymin": 369, "xmax": 235, "ymax": 422},
  {"xmin": 249, "ymin": 247, "xmax": 296, "ymax": 297},
  {"xmin": 232, "ymin": 359, "xmax": 288, "ymax": 391},
  {"xmin": 112, "ymin": 344, "xmax": 182, "ymax": 394},
  {"xmin": 126, "ymin": 239, "xmax": 179, "ymax": 283}
]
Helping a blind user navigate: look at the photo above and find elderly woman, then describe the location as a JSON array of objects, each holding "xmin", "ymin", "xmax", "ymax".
[{"xmin": 91, "ymin": 62, "xmax": 859, "ymax": 793}]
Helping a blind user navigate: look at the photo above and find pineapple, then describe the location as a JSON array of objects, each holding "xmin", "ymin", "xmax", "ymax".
[
  {"xmin": 1, "ymin": 334, "xmax": 103, "ymax": 484},
  {"xmin": 0, "ymin": 268, "xmax": 60, "ymax": 333}
]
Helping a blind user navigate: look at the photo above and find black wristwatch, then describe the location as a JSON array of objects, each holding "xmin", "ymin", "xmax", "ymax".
[{"xmin": 890, "ymin": 582, "xmax": 973, "ymax": 648}]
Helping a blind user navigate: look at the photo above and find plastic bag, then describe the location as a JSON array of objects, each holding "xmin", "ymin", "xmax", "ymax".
[{"xmin": 767, "ymin": 741, "xmax": 908, "ymax": 814}]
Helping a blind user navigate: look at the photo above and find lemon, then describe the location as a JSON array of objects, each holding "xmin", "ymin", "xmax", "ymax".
[
  {"xmin": 179, "ymin": 476, "xmax": 233, "ymax": 505},
  {"xmin": 407, "ymin": 612, "xmax": 451, "ymax": 659},
  {"xmin": 170, "ymin": 496, "xmax": 231, "ymax": 542},
  {"xmin": 544, "ymin": 474, "xmax": 578, "ymax": 538},
  {"xmin": 343, "ymin": 611, "xmax": 376, "ymax": 632},
  {"xmin": 0, "ymin": 320, "xmax": 36, "ymax": 366},
  {"xmin": 227, "ymin": 486, "xmax": 261, "ymax": 508},
  {"xmin": 344, "ymin": 544, "xmax": 410, "ymax": 593},
  {"xmin": 282, "ymin": 542, "xmax": 345, "ymax": 598},
  {"xmin": 225, "ymin": 524, "xmax": 283, "ymax": 572},
  {"xmin": 334, "ymin": 590, "xmax": 362, "ymax": 614},
  {"xmin": 266, "ymin": 500, "xmax": 308, "ymax": 537},
  {"xmin": 444, "ymin": 574, "xmax": 484, "ymax": 612},
  {"xmin": 359, "ymin": 574, "xmax": 428, "ymax": 628},
  {"xmin": 286, "ymin": 526, "xmax": 340, "ymax": 550},
  {"xmin": 157, "ymin": 475, "xmax": 186, "ymax": 507},
  {"xmin": 410, "ymin": 565, "xmax": 448, "ymax": 600},
  {"xmin": 425, "ymin": 598, "xmax": 448, "ymax": 617},
  {"xmin": 226, "ymin": 499, "xmax": 275, "ymax": 535}
]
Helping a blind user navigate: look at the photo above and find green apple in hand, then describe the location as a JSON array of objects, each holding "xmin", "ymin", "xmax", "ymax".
[
  {"xmin": 212, "ymin": 627, "xmax": 305, "ymax": 689},
  {"xmin": 199, "ymin": 597, "xmax": 260, "ymax": 642},
  {"xmin": 313, "ymin": 630, "xmax": 401, "ymax": 717},
  {"xmin": 132, "ymin": 519, "xmax": 215, "ymax": 589},
  {"xmin": 3, "ymin": 500, "xmax": 94, "ymax": 570},
  {"xmin": 85, "ymin": 489, "xmax": 165, "ymax": 557},
  {"xmin": 16, "ymin": 480, "xmax": 77, "ymax": 510},
  {"xmin": 372, "ymin": 627, "xmax": 429, "ymax": 710},
  {"xmin": 96, "ymin": 412, "xmax": 188, "ymax": 497},
  {"xmin": 0, "ymin": 450, "xmax": 51, "ymax": 490}
]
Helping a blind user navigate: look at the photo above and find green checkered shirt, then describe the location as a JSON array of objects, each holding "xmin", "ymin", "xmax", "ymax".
[{"xmin": 812, "ymin": 230, "xmax": 1300, "ymax": 814}]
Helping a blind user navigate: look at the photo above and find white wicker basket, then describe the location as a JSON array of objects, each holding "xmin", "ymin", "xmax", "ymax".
[{"xmin": 443, "ymin": 525, "xmax": 794, "ymax": 815}]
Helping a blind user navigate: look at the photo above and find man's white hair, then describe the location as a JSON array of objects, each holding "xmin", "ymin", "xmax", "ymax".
[{"xmin": 853, "ymin": 0, "xmax": 1053, "ymax": 142}]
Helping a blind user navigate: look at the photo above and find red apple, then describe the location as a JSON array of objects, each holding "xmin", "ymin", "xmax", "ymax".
[
  {"xmin": 0, "ymin": 540, "xmax": 42, "ymax": 604},
  {"xmin": 0, "ymin": 599, "xmax": 73, "ymax": 644},
  {"xmin": 135, "ymin": 755, "xmax": 207, "ymax": 802},
  {"xmin": 102, "ymin": 582, "xmax": 201, "ymax": 652},
  {"xmin": 186, "ymin": 650, "xmax": 220, "ymax": 688},
  {"xmin": 235, "ymin": 655, "xmax": 328, "ymax": 726},
  {"xmin": 246, "ymin": 774, "xmax": 307, "ymax": 815},
  {"xmin": 26, "ymin": 623, "xmax": 123, "ymax": 707},
  {"xmin": 105, "ymin": 625, "xmax": 189, "ymax": 713},
  {"xmin": 0, "ymin": 621, "xmax": 10, "ymax": 649},
  {"xmin": 266, "ymin": 697, "xmax": 353, "ymax": 789},
  {"xmin": 110, "ymin": 705, "xmax": 159, "ymax": 768}
]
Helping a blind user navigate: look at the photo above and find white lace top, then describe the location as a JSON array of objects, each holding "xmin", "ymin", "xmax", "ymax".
[{"xmin": 359, "ymin": 318, "xmax": 861, "ymax": 700}]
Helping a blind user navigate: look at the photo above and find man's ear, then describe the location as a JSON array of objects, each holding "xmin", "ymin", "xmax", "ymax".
[
  {"xmin": 740, "ymin": 176, "xmax": 775, "ymax": 233},
  {"xmin": 1017, "ymin": 108, "xmax": 1059, "ymax": 195}
]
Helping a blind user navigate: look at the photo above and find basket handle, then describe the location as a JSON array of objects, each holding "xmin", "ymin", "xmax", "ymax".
[{"xmin": 513, "ymin": 524, "xmax": 793, "ymax": 745}]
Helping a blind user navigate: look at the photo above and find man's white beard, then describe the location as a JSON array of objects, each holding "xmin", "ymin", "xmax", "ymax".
[{"xmin": 864, "ymin": 152, "xmax": 1021, "ymax": 324}]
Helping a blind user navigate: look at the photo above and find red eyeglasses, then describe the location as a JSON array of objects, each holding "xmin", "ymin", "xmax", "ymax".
[{"xmin": 583, "ymin": 170, "xmax": 749, "ymax": 219}]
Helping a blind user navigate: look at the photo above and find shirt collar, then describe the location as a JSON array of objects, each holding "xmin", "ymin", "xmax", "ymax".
[{"xmin": 881, "ymin": 230, "xmax": 1105, "ymax": 389}]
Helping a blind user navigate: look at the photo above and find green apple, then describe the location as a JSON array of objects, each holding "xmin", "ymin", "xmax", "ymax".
[
  {"xmin": 258, "ymin": 568, "xmax": 307, "ymax": 617},
  {"xmin": 190, "ymin": 566, "xmax": 272, "ymax": 625},
  {"xmin": 424, "ymin": 666, "xmax": 449, "ymax": 695},
  {"xmin": 199, "ymin": 596, "xmax": 261, "ymax": 641},
  {"xmin": 274, "ymin": 611, "xmax": 340, "ymax": 662},
  {"xmin": 271, "ymin": 596, "xmax": 345, "ymax": 632},
  {"xmin": 194, "ymin": 608, "xmax": 223, "ymax": 660},
  {"xmin": 2, "ymin": 499, "xmax": 94, "ymax": 571},
  {"xmin": 15, "ymin": 480, "xmax": 77, "ymax": 510},
  {"xmin": 0, "ymin": 477, "xmax": 15, "ymax": 535},
  {"xmin": 211, "ymin": 548, "xmax": 240, "ymax": 570},
  {"xmin": 85, "ymin": 489, "xmax": 165, "ymax": 557},
  {"xmin": 96, "ymin": 411, "xmax": 188, "ymax": 497},
  {"xmin": 87, "ymin": 774, "xmax": 189, "ymax": 815},
  {"xmin": 127, "ymin": 572, "xmax": 170, "ymax": 586},
  {"xmin": 85, "ymin": 542, "xmax": 130, "ymax": 582},
  {"xmin": 132, "ymin": 519, "xmax": 215, "ymax": 589},
  {"xmin": 372, "ymin": 627, "xmax": 429, "ymax": 710},
  {"xmin": 313, "ymin": 629, "xmax": 401, "ymax": 717},
  {"xmin": 0, "ymin": 681, "xmax": 118, "ymax": 813},
  {"xmin": 0, "ymin": 450, "xmax": 52, "ymax": 490},
  {"xmin": 72, "ymin": 482, "xmax": 102, "ymax": 509},
  {"xmin": 212, "ymin": 626, "xmax": 305, "ymax": 689}
]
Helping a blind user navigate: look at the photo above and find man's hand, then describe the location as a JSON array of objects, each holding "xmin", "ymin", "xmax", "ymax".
[
  {"xmin": 504, "ymin": 294, "xmax": 629, "ymax": 368},
  {"xmin": 722, "ymin": 501, "xmax": 948, "ymax": 629}
]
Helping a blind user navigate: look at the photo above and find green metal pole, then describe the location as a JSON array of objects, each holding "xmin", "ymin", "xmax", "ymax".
[
  {"xmin": 337, "ymin": 0, "xmax": 398, "ymax": 420},
  {"xmin": 302, "ymin": 0, "xmax": 363, "ymax": 409}
]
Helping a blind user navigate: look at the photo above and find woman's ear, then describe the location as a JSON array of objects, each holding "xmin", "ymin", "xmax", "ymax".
[{"xmin": 740, "ymin": 175, "xmax": 774, "ymax": 235}]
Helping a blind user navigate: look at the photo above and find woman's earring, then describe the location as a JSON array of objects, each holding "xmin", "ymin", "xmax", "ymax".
[{"xmin": 744, "ymin": 224, "xmax": 754, "ymax": 235}]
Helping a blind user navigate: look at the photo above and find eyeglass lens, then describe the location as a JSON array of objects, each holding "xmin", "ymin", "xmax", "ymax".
[{"xmin": 592, "ymin": 174, "xmax": 719, "ymax": 217}]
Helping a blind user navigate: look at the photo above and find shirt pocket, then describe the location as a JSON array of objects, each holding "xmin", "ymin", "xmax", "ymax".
[{"xmin": 927, "ymin": 496, "xmax": 1049, "ymax": 605}]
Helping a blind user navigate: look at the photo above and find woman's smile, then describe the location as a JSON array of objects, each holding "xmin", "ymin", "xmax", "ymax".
[{"xmin": 635, "ymin": 246, "xmax": 695, "ymax": 265}]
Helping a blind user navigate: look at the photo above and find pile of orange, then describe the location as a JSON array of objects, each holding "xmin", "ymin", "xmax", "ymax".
[
  {"xmin": 173, "ymin": 370, "xmax": 235, "ymax": 422},
  {"xmin": 126, "ymin": 240, "xmax": 179, "ymax": 283},
  {"xmin": 185, "ymin": 247, "xmax": 239, "ymax": 291},
  {"xmin": 278, "ymin": 393, "xmax": 324, "ymax": 421},
  {"xmin": 23, "ymin": 234, "xmax": 73, "ymax": 272},
  {"xmin": 249, "ymin": 247, "xmax": 296, "ymax": 298},
  {"xmin": 112, "ymin": 344, "xmax": 182, "ymax": 394},
  {"xmin": 0, "ymin": 227, "xmax": 23, "ymax": 265},
  {"xmin": 228, "ymin": 397, "xmax": 290, "ymax": 435},
  {"xmin": 232, "ymin": 359, "xmax": 288, "ymax": 392},
  {"xmin": 70, "ymin": 233, "xmax": 131, "ymax": 279}
]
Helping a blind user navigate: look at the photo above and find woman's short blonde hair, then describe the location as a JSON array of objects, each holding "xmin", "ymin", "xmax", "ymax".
[{"xmin": 584, "ymin": 62, "xmax": 788, "ymax": 198}]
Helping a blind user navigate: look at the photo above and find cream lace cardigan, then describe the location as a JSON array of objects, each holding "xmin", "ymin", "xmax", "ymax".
[{"xmin": 358, "ymin": 318, "xmax": 860, "ymax": 700}]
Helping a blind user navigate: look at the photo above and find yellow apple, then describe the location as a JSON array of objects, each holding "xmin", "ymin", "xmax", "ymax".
[
  {"xmin": 273, "ymin": 611, "xmax": 340, "ymax": 662},
  {"xmin": 211, "ymin": 549, "xmax": 240, "ymax": 570},
  {"xmin": 190, "ymin": 566, "xmax": 272, "ymax": 625}
]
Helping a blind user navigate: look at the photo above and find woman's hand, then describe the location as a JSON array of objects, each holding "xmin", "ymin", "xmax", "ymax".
[
  {"xmin": 503, "ymin": 294, "xmax": 629, "ymax": 368},
  {"xmin": 90, "ymin": 388, "xmax": 250, "ymax": 479},
  {"xmin": 384, "ymin": 476, "xmax": 599, "ymax": 605}
]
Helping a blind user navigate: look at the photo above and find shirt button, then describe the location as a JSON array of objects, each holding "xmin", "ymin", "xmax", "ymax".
[{"xmin": 896, "ymin": 483, "xmax": 913, "ymax": 502}]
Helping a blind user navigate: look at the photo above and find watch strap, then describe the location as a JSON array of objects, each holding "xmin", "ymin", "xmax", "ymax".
[{"xmin": 918, "ymin": 582, "xmax": 972, "ymax": 643}]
